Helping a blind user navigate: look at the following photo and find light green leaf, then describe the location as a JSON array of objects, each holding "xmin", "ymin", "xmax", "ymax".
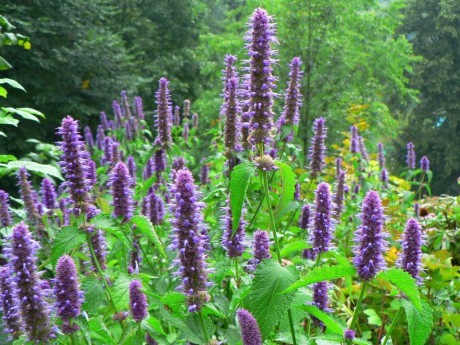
[
  {"xmin": 274, "ymin": 161, "xmax": 296, "ymax": 213},
  {"xmin": 0, "ymin": 86, "xmax": 6, "ymax": 98},
  {"xmin": 0, "ymin": 57, "xmax": 12, "ymax": 70},
  {"xmin": 283, "ymin": 262, "xmax": 356, "ymax": 293},
  {"xmin": 1, "ymin": 160, "xmax": 63, "ymax": 180},
  {"xmin": 118, "ymin": 320, "xmax": 138, "ymax": 344},
  {"xmin": 0, "ymin": 78, "xmax": 26, "ymax": 91},
  {"xmin": 280, "ymin": 240, "xmax": 311, "ymax": 257},
  {"xmin": 112, "ymin": 273, "xmax": 131, "ymax": 312},
  {"xmin": 377, "ymin": 268, "xmax": 421, "ymax": 310},
  {"xmin": 142, "ymin": 316, "xmax": 167, "ymax": 336},
  {"xmin": 248, "ymin": 260, "xmax": 298, "ymax": 338},
  {"xmin": 297, "ymin": 305, "xmax": 344, "ymax": 335},
  {"xmin": 230, "ymin": 162, "xmax": 255, "ymax": 235},
  {"xmin": 0, "ymin": 115, "xmax": 19, "ymax": 126},
  {"xmin": 3, "ymin": 107, "xmax": 39, "ymax": 122},
  {"xmin": 275, "ymin": 200, "xmax": 301, "ymax": 222},
  {"xmin": 0, "ymin": 154, "xmax": 16, "ymax": 163},
  {"xmin": 51, "ymin": 226, "xmax": 86, "ymax": 267},
  {"xmin": 82, "ymin": 276, "xmax": 105, "ymax": 314},
  {"xmin": 363, "ymin": 309, "xmax": 382, "ymax": 326},
  {"xmin": 90, "ymin": 214, "xmax": 130, "ymax": 249},
  {"xmin": 401, "ymin": 299, "xmax": 433, "ymax": 345},
  {"xmin": 160, "ymin": 292, "xmax": 187, "ymax": 317},
  {"xmin": 17, "ymin": 107, "xmax": 45, "ymax": 118},
  {"xmin": 131, "ymin": 215, "xmax": 166, "ymax": 259},
  {"xmin": 88, "ymin": 317, "xmax": 114, "ymax": 343}
]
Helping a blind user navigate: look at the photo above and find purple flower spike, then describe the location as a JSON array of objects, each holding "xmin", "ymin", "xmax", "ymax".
[
  {"xmin": 96, "ymin": 125, "xmax": 105, "ymax": 150},
  {"xmin": 333, "ymin": 171, "xmax": 346, "ymax": 220},
  {"xmin": 110, "ymin": 162, "xmax": 133, "ymax": 222},
  {"xmin": 84, "ymin": 126, "xmax": 94, "ymax": 151},
  {"xmin": 312, "ymin": 281, "xmax": 329, "ymax": 327},
  {"xmin": 41, "ymin": 178, "xmax": 57, "ymax": 211},
  {"xmin": 17, "ymin": 167, "xmax": 44, "ymax": 233},
  {"xmin": 155, "ymin": 78, "xmax": 173, "ymax": 148},
  {"xmin": 398, "ymin": 218, "xmax": 423, "ymax": 282},
  {"xmin": 7, "ymin": 222, "xmax": 54, "ymax": 342},
  {"xmin": 127, "ymin": 156, "xmax": 136, "ymax": 188},
  {"xmin": 200, "ymin": 162, "xmax": 210, "ymax": 185},
  {"xmin": 309, "ymin": 182, "xmax": 334, "ymax": 258},
  {"xmin": 380, "ymin": 168, "xmax": 388, "ymax": 184},
  {"xmin": 247, "ymin": 230, "xmax": 271, "ymax": 272},
  {"xmin": 0, "ymin": 190, "xmax": 12, "ymax": 227},
  {"xmin": 358, "ymin": 136, "xmax": 369, "ymax": 161},
  {"xmin": 377, "ymin": 143, "xmax": 385, "ymax": 169},
  {"xmin": 406, "ymin": 142, "xmax": 416, "ymax": 169},
  {"xmin": 221, "ymin": 204, "xmax": 246, "ymax": 258},
  {"xmin": 335, "ymin": 158, "xmax": 342, "ymax": 177},
  {"xmin": 353, "ymin": 190, "xmax": 387, "ymax": 281},
  {"xmin": 350, "ymin": 126, "xmax": 359, "ymax": 153},
  {"xmin": 420, "ymin": 156, "xmax": 429, "ymax": 172},
  {"xmin": 299, "ymin": 204, "xmax": 310, "ymax": 230},
  {"xmin": 174, "ymin": 105, "xmax": 181, "ymax": 126},
  {"xmin": 154, "ymin": 140, "xmax": 166, "ymax": 173},
  {"xmin": 223, "ymin": 74, "xmax": 241, "ymax": 159},
  {"xmin": 192, "ymin": 113, "xmax": 199, "ymax": 129},
  {"xmin": 113, "ymin": 100, "xmax": 123, "ymax": 128},
  {"xmin": 111, "ymin": 140, "xmax": 120, "ymax": 167},
  {"xmin": 129, "ymin": 280, "xmax": 148, "ymax": 323},
  {"xmin": 143, "ymin": 158, "xmax": 155, "ymax": 180},
  {"xmin": 148, "ymin": 193, "xmax": 161, "ymax": 225},
  {"xmin": 308, "ymin": 118, "xmax": 327, "ymax": 179},
  {"xmin": 100, "ymin": 112, "xmax": 109, "ymax": 129},
  {"xmin": 134, "ymin": 96, "xmax": 144, "ymax": 120},
  {"xmin": 414, "ymin": 203, "xmax": 420, "ymax": 218},
  {"xmin": 87, "ymin": 159, "xmax": 97, "ymax": 188},
  {"xmin": 89, "ymin": 229, "xmax": 107, "ymax": 271},
  {"xmin": 246, "ymin": 8, "xmax": 277, "ymax": 147},
  {"xmin": 170, "ymin": 169, "xmax": 209, "ymax": 312},
  {"xmin": 183, "ymin": 122, "xmax": 190, "ymax": 141},
  {"xmin": 0, "ymin": 266, "xmax": 22, "ymax": 339},
  {"xmin": 120, "ymin": 90, "xmax": 132, "ymax": 119},
  {"xmin": 277, "ymin": 57, "xmax": 303, "ymax": 142},
  {"xmin": 237, "ymin": 309, "xmax": 262, "ymax": 345},
  {"xmin": 54, "ymin": 255, "xmax": 83, "ymax": 333},
  {"xmin": 146, "ymin": 333, "xmax": 158, "ymax": 345},
  {"xmin": 344, "ymin": 329, "xmax": 355, "ymax": 340}
]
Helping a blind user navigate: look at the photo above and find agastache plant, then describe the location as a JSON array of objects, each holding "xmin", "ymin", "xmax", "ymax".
[
  {"xmin": 299, "ymin": 204, "xmax": 311, "ymax": 230},
  {"xmin": 41, "ymin": 178, "xmax": 57, "ymax": 212},
  {"xmin": 398, "ymin": 218, "xmax": 423, "ymax": 282},
  {"xmin": 333, "ymin": 170, "xmax": 346, "ymax": 219},
  {"xmin": 0, "ymin": 266, "xmax": 22, "ymax": 339},
  {"xmin": 406, "ymin": 142, "xmax": 416, "ymax": 169},
  {"xmin": 377, "ymin": 143, "xmax": 385, "ymax": 169},
  {"xmin": 84, "ymin": 126, "xmax": 94, "ymax": 150},
  {"xmin": 247, "ymin": 230, "xmax": 271, "ymax": 272},
  {"xmin": 420, "ymin": 155, "xmax": 430, "ymax": 172},
  {"xmin": 221, "ymin": 205, "xmax": 246, "ymax": 257},
  {"xmin": 237, "ymin": 309, "xmax": 262, "ymax": 345},
  {"xmin": 312, "ymin": 281, "xmax": 330, "ymax": 328},
  {"xmin": 308, "ymin": 118, "xmax": 327, "ymax": 179},
  {"xmin": 246, "ymin": 8, "xmax": 277, "ymax": 147},
  {"xmin": 358, "ymin": 136, "xmax": 369, "ymax": 161},
  {"xmin": 0, "ymin": 190, "xmax": 12, "ymax": 227},
  {"xmin": 309, "ymin": 182, "xmax": 334, "ymax": 258},
  {"xmin": 350, "ymin": 125, "xmax": 359, "ymax": 153},
  {"xmin": 110, "ymin": 162, "xmax": 133, "ymax": 222},
  {"xmin": 277, "ymin": 57, "xmax": 303, "ymax": 142},
  {"xmin": 129, "ymin": 280, "xmax": 148, "ymax": 322},
  {"xmin": 155, "ymin": 78, "xmax": 173, "ymax": 148}
]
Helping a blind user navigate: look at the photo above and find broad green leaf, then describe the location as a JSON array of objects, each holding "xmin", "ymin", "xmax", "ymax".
[
  {"xmin": 283, "ymin": 262, "xmax": 356, "ymax": 293},
  {"xmin": 297, "ymin": 305, "xmax": 344, "ymax": 335},
  {"xmin": 230, "ymin": 162, "xmax": 255, "ymax": 235},
  {"xmin": 88, "ymin": 317, "xmax": 114, "ymax": 343},
  {"xmin": 274, "ymin": 161, "xmax": 296, "ymax": 213},
  {"xmin": 112, "ymin": 273, "xmax": 131, "ymax": 312},
  {"xmin": 401, "ymin": 299, "xmax": 433, "ymax": 345},
  {"xmin": 1, "ymin": 160, "xmax": 63, "ymax": 180},
  {"xmin": 0, "ymin": 86, "xmax": 6, "ymax": 98},
  {"xmin": 51, "ymin": 226, "xmax": 86, "ymax": 266},
  {"xmin": 363, "ymin": 309, "xmax": 382, "ymax": 326},
  {"xmin": 131, "ymin": 215, "xmax": 166, "ymax": 259},
  {"xmin": 160, "ymin": 292, "xmax": 187, "ymax": 317},
  {"xmin": 0, "ymin": 78, "xmax": 26, "ymax": 91},
  {"xmin": 247, "ymin": 260, "xmax": 298, "ymax": 338},
  {"xmin": 0, "ymin": 115, "xmax": 19, "ymax": 126},
  {"xmin": 17, "ymin": 107, "xmax": 45, "ymax": 118},
  {"xmin": 275, "ymin": 200, "xmax": 301, "ymax": 222},
  {"xmin": 142, "ymin": 316, "xmax": 167, "ymax": 336},
  {"xmin": 184, "ymin": 312, "xmax": 216, "ymax": 343},
  {"xmin": 0, "ymin": 154, "xmax": 16, "ymax": 163},
  {"xmin": 280, "ymin": 240, "xmax": 311, "ymax": 257},
  {"xmin": 118, "ymin": 320, "xmax": 138, "ymax": 344},
  {"xmin": 0, "ymin": 57, "xmax": 12, "ymax": 70},
  {"xmin": 377, "ymin": 268, "xmax": 421, "ymax": 310},
  {"xmin": 3, "ymin": 107, "xmax": 40, "ymax": 122},
  {"xmin": 90, "ymin": 214, "xmax": 130, "ymax": 248},
  {"xmin": 82, "ymin": 276, "xmax": 105, "ymax": 314}
]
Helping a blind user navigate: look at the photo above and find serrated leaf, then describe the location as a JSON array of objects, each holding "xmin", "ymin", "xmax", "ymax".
[
  {"xmin": 160, "ymin": 292, "xmax": 187, "ymax": 317},
  {"xmin": 283, "ymin": 262, "xmax": 356, "ymax": 293},
  {"xmin": 297, "ymin": 305, "xmax": 344, "ymax": 335},
  {"xmin": 82, "ymin": 277, "xmax": 105, "ymax": 314},
  {"xmin": 230, "ymin": 162, "xmax": 255, "ymax": 235},
  {"xmin": 1, "ymin": 160, "xmax": 63, "ymax": 180},
  {"xmin": 51, "ymin": 226, "xmax": 86, "ymax": 267},
  {"xmin": 131, "ymin": 215, "xmax": 166, "ymax": 259},
  {"xmin": 377, "ymin": 268, "xmax": 421, "ymax": 310},
  {"xmin": 0, "ymin": 78, "xmax": 26, "ymax": 91},
  {"xmin": 274, "ymin": 161, "xmax": 296, "ymax": 213},
  {"xmin": 112, "ymin": 273, "xmax": 131, "ymax": 312},
  {"xmin": 90, "ymin": 214, "xmax": 130, "ymax": 248},
  {"xmin": 88, "ymin": 317, "xmax": 114, "ymax": 343},
  {"xmin": 247, "ymin": 260, "xmax": 298, "ymax": 338},
  {"xmin": 142, "ymin": 316, "xmax": 167, "ymax": 336},
  {"xmin": 401, "ymin": 299, "xmax": 433, "ymax": 345},
  {"xmin": 280, "ymin": 240, "xmax": 311, "ymax": 257},
  {"xmin": 118, "ymin": 320, "xmax": 138, "ymax": 344}
]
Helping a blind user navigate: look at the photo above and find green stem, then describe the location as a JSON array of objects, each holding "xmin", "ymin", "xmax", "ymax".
[
  {"xmin": 198, "ymin": 311, "xmax": 209, "ymax": 343},
  {"xmin": 287, "ymin": 309, "xmax": 297, "ymax": 344},
  {"xmin": 234, "ymin": 258, "xmax": 240, "ymax": 288},
  {"xmin": 382, "ymin": 307, "xmax": 403, "ymax": 345},
  {"xmin": 349, "ymin": 282, "xmax": 368, "ymax": 331},
  {"xmin": 138, "ymin": 322, "xmax": 143, "ymax": 345}
]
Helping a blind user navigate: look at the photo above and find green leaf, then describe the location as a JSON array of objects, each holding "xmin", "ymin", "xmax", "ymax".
[
  {"xmin": 112, "ymin": 273, "xmax": 131, "ymax": 312},
  {"xmin": 131, "ymin": 215, "xmax": 166, "ymax": 259},
  {"xmin": 82, "ymin": 276, "xmax": 105, "ymax": 314},
  {"xmin": 0, "ymin": 78, "xmax": 26, "ymax": 91},
  {"xmin": 247, "ymin": 260, "xmax": 298, "ymax": 338},
  {"xmin": 297, "ymin": 305, "xmax": 344, "ymax": 335},
  {"xmin": 0, "ymin": 154, "xmax": 16, "ymax": 163},
  {"xmin": 142, "ymin": 316, "xmax": 167, "ymax": 336},
  {"xmin": 88, "ymin": 317, "xmax": 114, "ymax": 343},
  {"xmin": 0, "ymin": 57, "xmax": 12, "ymax": 70},
  {"xmin": 377, "ymin": 268, "xmax": 421, "ymax": 310},
  {"xmin": 280, "ymin": 240, "xmax": 311, "ymax": 257},
  {"xmin": 1, "ymin": 160, "xmax": 63, "ymax": 180},
  {"xmin": 118, "ymin": 320, "xmax": 138, "ymax": 344},
  {"xmin": 3, "ymin": 107, "xmax": 40, "ymax": 122},
  {"xmin": 0, "ymin": 115, "xmax": 19, "ymax": 126},
  {"xmin": 0, "ymin": 86, "xmax": 6, "ymax": 98},
  {"xmin": 274, "ymin": 161, "xmax": 296, "ymax": 213},
  {"xmin": 401, "ymin": 299, "xmax": 433, "ymax": 345},
  {"xmin": 17, "ymin": 107, "xmax": 45, "ymax": 118},
  {"xmin": 283, "ymin": 262, "xmax": 356, "ymax": 293},
  {"xmin": 90, "ymin": 214, "xmax": 130, "ymax": 248},
  {"xmin": 51, "ymin": 226, "xmax": 86, "ymax": 267},
  {"xmin": 160, "ymin": 292, "xmax": 187, "ymax": 317},
  {"xmin": 229, "ymin": 162, "xmax": 255, "ymax": 235},
  {"xmin": 275, "ymin": 200, "xmax": 301, "ymax": 222},
  {"xmin": 363, "ymin": 309, "xmax": 382, "ymax": 326}
]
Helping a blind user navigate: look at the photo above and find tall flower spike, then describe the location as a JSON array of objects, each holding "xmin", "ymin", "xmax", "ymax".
[
  {"xmin": 58, "ymin": 116, "xmax": 92, "ymax": 214},
  {"xmin": 294, "ymin": 182, "xmax": 301, "ymax": 201},
  {"xmin": 84, "ymin": 126, "xmax": 94, "ymax": 151},
  {"xmin": 223, "ymin": 77, "xmax": 241, "ymax": 157},
  {"xmin": 200, "ymin": 161, "xmax": 210, "ymax": 185},
  {"xmin": 406, "ymin": 142, "xmax": 416, "ymax": 169},
  {"xmin": 121, "ymin": 90, "xmax": 132, "ymax": 119},
  {"xmin": 7, "ymin": 222, "xmax": 54, "ymax": 342},
  {"xmin": 0, "ymin": 266, "xmax": 22, "ymax": 339},
  {"xmin": 240, "ymin": 75, "xmax": 252, "ymax": 150},
  {"xmin": 311, "ymin": 281, "xmax": 329, "ymax": 328},
  {"xmin": 309, "ymin": 182, "xmax": 334, "ymax": 259},
  {"xmin": 174, "ymin": 105, "xmax": 181, "ymax": 126},
  {"xmin": 111, "ymin": 140, "xmax": 120, "ymax": 167},
  {"xmin": 183, "ymin": 122, "xmax": 190, "ymax": 141},
  {"xmin": 299, "ymin": 204, "xmax": 310, "ymax": 230},
  {"xmin": 113, "ymin": 100, "xmax": 123, "ymax": 129},
  {"xmin": 148, "ymin": 193, "xmax": 160, "ymax": 225},
  {"xmin": 398, "ymin": 218, "xmax": 423, "ymax": 282},
  {"xmin": 358, "ymin": 136, "xmax": 369, "ymax": 161},
  {"xmin": 100, "ymin": 111, "xmax": 109, "ymax": 130},
  {"xmin": 155, "ymin": 78, "xmax": 173, "ymax": 148},
  {"xmin": 350, "ymin": 126, "xmax": 359, "ymax": 153},
  {"xmin": 41, "ymin": 178, "xmax": 57, "ymax": 212},
  {"xmin": 192, "ymin": 113, "xmax": 198, "ymax": 129},
  {"xmin": 143, "ymin": 158, "xmax": 155, "ymax": 180},
  {"xmin": 170, "ymin": 169, "xmax": 209, "ymax": 312},
  {"xmin": 96, "ymin": 124, "xmax": 105, "ymax": 150},
  {"xmin": 135, "ymin": 96, "xmax": 145, "ymax": 120},
  {"xmin": 17, "ymin": 167, "xmax": 44, "ymax": 233},
  {"xmin": 420, "ymin": 156, "xmax": 429, "ymax": 172},
  {"xmin": 277, "ymin": 57, "xmax": 303, "ymax": 142},
  {"xmin": 0, "ymin": 190, "xmax": 12, "ymax": 227},
  {"xmin": 54, "ymin": 255, "xmax": 83, "ymax": 333},
  {"xmin": 129, "ymin": 280, "xmax": 148, "ymax": 322},
  {"xmin": 89, "ymin": 229, "xmax": 107, "ymax": 271},
  {"xmin": 127, "ymin": 156, "xmax": 136, "ymax": 188},
  {"xmin": 333, "ymin": 171, "xmax": 346, "ymax": 220},
  {"xmin": 353, "ymin": 190, "xmax": 387, "ymax": 281},
  {"xmin": 247, "ymin": 230, "xmax": 271, "ymax": 272},
  {"xmin": 308, "ymin": 118, "xmax": 327, "ymax": 179},
  {"xmin": 335, "ymin": 157, "xmax": 342, "ymax": 177},
  {"xmin": 380, "ymin": 168, "xmax": 388, "ymax": 184},
  {"xmin": 110, "ymin": 162, "xmax": 133, "ymax": 222},
  {"xmin": 221, "ymin": 204, "xmax": 246, "ymax": 257},
  {"xmin": 377, "ymin": 143, "xmax": 385, "ymax": 169},
  {"xmin": 87, "ymin": 159, "xmax": 97, "ymax": 189},
  {"xmin": 246, "ymin": 8, "xmax": 277, "ymax": 147},
  {"xmin": 237, "ymin": 309, "xmax": 262, "ymax": 345}
]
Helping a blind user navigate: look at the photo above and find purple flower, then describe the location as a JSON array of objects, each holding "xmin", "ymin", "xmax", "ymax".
[
  {"xmin": 148, "ymin": 193, "xmax": 161, "ymax": 225},
  {"xmin": 154, "ymin": 140, "xmax": 166, "ymax": 173},
  {"xmin": 127, "ymin": 156, "xmax": 136, "ymax": 188},
  {"xmin": 183, "ymin": 122, "xmax": 190, "ymax": 141},
  {"xmin": 120, "ymin": 90, "xmax": 132, "ymax": 119},
  {"xmin": 294, "ymin": 182, "xmax": 301, "ymax": 201},
  {"xmin": 143, "ymin": 158, "xmax": 155, "ymax": 180},
  {"xmin": 223, "ymin": 77, "xmax": 241, "ymax": 155},
  {"xmin": 299, "ymin": 204, "xmax": 310, "ymax": 230},
  {"xmin": 125, "ymin": 121, "xmax": 133, "ymax": 141},
  {"xmin": 0, "ymin": 190, "xmax": 12, "ymax": 227},
  {"xmin": 377, "ymin": 143, "xmax": 385, "ymax": 169},
  {"xmin": 96, "ymin": 125, "xmax": 105, "ymax": 150},
  {"xmin": 312, "ymin": 281, "xmax": 329, "ymax": 327},
  {"xmin": 309, "ymin": 182, "xmax": 334, "ymax": 258},
  {"xmin": 406, "ymin": 142, "xmax": 416, "ymax": 169},
  {"xmin": 113, "ymin": 100, "xmax": 123, "ymax": 129},
  {"xmin": 333, "ymin": 171, "xmax": 346, "ymax": 219},
  {"xmin": 183, "ymin": 99, "xmax": 191, "ymax": 119},
  {"xmin": 254, "ymin": 154, "xmax": 278, "ymax": 172},
  {"xmin": 308, "ymin": 118, "xmax": 327, "ymax": 179},
  {"xmin": 247, "ymin": 230, "xmax": 271, "ymax": 272},
  {"xmin": 87, "ymin": 159, "xmax": 97, "ymax": 188},
  {"xmin": 414, "ymin": 203, "xmax": 420, "ymax": 218},
  {"xmin": 40, "ymin": 178, "xmax": 57, "ymax": 212},
  {"xmin": 246, "ymin": 8, "xmax": 277, "ymax": 147},
  {"xmin": 54, "ymin": 255, "xmax": 83, "ymax": 333},
  {"xmin": 0, "ymin": 266, "xmax": 22, "ymax": 339},
  {"xmin": 17, "ymin": 167, "xmax": 44, "ymax": 233},
  {"xmin": 110, "ymin": 162, "xmax": 133, "ymax": 222},
  {"xmin": 358, "ymin": 136, "xmax": 369, "ymax": 161},
  {"xmin": 200, "ymin": 162, "xmax": 210, "ymax": 185},
  {"xmin": 7, "ymin": 222, "xmax": 54, "ymax": 342},
  {"xmin": 221, "ymin": 204, "xmax": 246, "ymax": 257},
  {"xmin": 84, "ymin": 126, "xmax": 94, "ymax": 151},
  {"xmin": 335, "ymin": 158, "xmax": 342, "ymax": 177},
  {"xmin": 192, "ymin": 113, "xmax": 198, "ymax": 129},
  {"xmin": 155, "ymin": 78, "xmax": 173, "ymax": 148},
  {"xmin": 111, "ymin": 140, "xmax": 121, "ymax": 167},
  {"xmin": 129, "ymin": 280, "xmax": 148, "ymax": 322},
  {"xmin": 169, "ymin": 169, "xmax": 209, "ymax": 312},
  {"xmin": 353, "ymin": 190, "xmax": 387, "ymax": 281},
  {"xmin": 174, "ymin": 105, "xmax": 181, "ymax": 126},
  {"xmin": 171, "ymin": 156, "xmax": 186, "ymax": 181},
  {"xmin": 350, "ymin": 126, "xmax": 359, "ymax": 153},
  {"xmin": 237, "ymin": 309, "xmax": 262, "ymax": 345},
  {"xmin": 89, "ymin": 229, "xmax": 107, "ymax": 271},
  {"xmin": 380, "ymin": 168, "xmax": 388, "ymax": 184},
  {"xmin": 420, "ymin": 156, "xmax": 429, "ymax": 172},
  {"xmin": 135, "ymin": 96, "xmax": 144, "ymax": 120},
  {"xmin": 277, "ymin": 57, "xmax": 303, "ymax": 142},
  {"xmin": 100, "ymin": 112, "xmax": 109, "ymax": 130},
  {"xmin": 397, "ymin": 218, "xmax": 423, "ymax": 282},
  {"xmin": 344, "ymin": 329, "xmax": 355, "ymax": 340}
]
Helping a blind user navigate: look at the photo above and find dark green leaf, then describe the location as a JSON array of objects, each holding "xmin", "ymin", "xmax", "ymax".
[
  {"xmin": 131, "ymin": 215, "xmax": 166, "ymax": 259},
  {"xmin": 230, "ymin": 162, "xmax": 255, "ymax": 235},
  {"xmin": 401, "ymin": 299, "xmax": 433, "ymax": 345},
  {"xmin": 274, "ymin": 161, "xmax": 296, "ymax": 213},
  {"xmin": 51, "ymin": 226, "xmax": 86, "ymax": 267},
  {"xmin": 82, "ymin": 277, "xmax": 105, "ymax": 314},
  {"xmin": 377, "ymin": 268, "xmax": 421, "ymax": 310},
  {"xmin": 297, "ymin": 305, "xmax": 344, "ymax": 335},
  {"xmin": 280, "ymin": 240, "xmax": 311, "ymax": 257},
  {"xmin": 112, "ymin": 273, "xmax": 131, "ymax": 312}
]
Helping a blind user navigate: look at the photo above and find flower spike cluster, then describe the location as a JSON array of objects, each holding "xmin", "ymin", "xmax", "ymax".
[
  {"xmin": 308, "ymin": 118, "xmax": 327, "ymax": 179},
  {"xmin": 0, "ymin": 190, "xmax": 12, "ymax": 227},
  {"xmin": 155, "ymin": 78, "xmax": 173, "ymax": 148},
  {"xmin": 41, "ymin": 178, "xmax": 57, "ymax": 211},
  {"xmin": 247, "ymin": 230, "xmax": 271, "ymax": 272}
]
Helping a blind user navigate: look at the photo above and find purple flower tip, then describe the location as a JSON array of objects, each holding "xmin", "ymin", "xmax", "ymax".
[
  {"xmin": 398, "ymin": 218, "xmax": 423, "ymax": 283},
  {"xmin": 309, "ymin": 182, "xmax": 334, "ymax": 258},
  {"xmin": 237, "ymin": 309, "xmax": 262, "ymax": 345},
  {"xmin": 247, "ymin": 230, "xmax": 271, "ymax": 272},
  {"xmin": 110, "ymin": 162, "xmax": 134, "ymax": 222},
  {"xmin": 344, "ymin": 329, "xmax": 355, "ymax": 340},
  {"xmin": 308, "ymin": 118, "xmax": 327, "ymax": 179},
  {"xmin": 406, "ymin": 142, "xmax": 416, "ymax": 169},
  {"xmin": 420, "ymin": 156, "xmax": 429, "ymax": 172},
  {"xmin": 129, "ymin": 280, "xmax": 148, "ymax": 322}
]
